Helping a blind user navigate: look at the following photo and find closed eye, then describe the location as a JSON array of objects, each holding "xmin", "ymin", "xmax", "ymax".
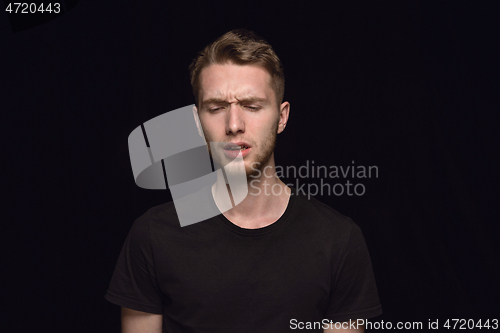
[
  {"xmin": 208, "ymin": 107, "xmax": 224, "ymax": 113},
  {"xmin": 245, "ymin": 106, "xmax": 261, "ymax": 111}
]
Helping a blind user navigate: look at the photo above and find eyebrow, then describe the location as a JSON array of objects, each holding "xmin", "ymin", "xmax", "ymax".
[{"xmin": 201, "ymin": 96, "xmax": 268, "ymax": 105}]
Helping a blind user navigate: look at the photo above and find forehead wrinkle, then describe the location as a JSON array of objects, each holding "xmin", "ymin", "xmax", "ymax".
[
  {"xmin": 235, "ymin": 96, "xmax": 267, "ymax": 103},
  {"xmin": 205, "ymin": 90, "xmax": 265, "ymax": 102},
  {"xmin": 199, "ymin": 64, "xmax": 275, "ymax": 105}
]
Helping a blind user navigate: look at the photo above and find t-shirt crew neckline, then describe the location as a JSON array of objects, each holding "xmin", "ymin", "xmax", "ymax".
[{"xmin": 212, "ymin": 187, "xmax": 298, "ymax": 237}]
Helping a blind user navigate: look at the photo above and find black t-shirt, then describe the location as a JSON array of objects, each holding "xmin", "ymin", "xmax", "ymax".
[{"xmin": 105, "ymin": 188, "xmax": 382, "ymax": 332}]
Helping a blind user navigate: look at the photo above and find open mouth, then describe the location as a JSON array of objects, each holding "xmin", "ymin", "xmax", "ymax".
[
  {"xmin": 224, "ymin": 145, "xmax": 249, "ymax": 151},
  {"xmin": 223, "ymin": 142, "xmax": 252, "ymax": 158}
]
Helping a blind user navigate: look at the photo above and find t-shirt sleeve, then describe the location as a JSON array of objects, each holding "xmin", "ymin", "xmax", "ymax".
[
  {"xmin": 324, "ymin": 221, "xmax": 382, "ymax": 322},
  {"xmin": 105, "ymin": 214, "xmax": 164, "ymax": 314}
]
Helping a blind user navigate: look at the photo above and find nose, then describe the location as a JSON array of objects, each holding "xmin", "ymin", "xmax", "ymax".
[{"xmin": 225, "ymin": 104, "xmax": 245, "ymax": 135}]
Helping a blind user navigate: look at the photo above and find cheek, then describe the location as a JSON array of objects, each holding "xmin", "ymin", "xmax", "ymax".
[
  {"xmin": 199, "ymin": 118, "xmax": 219, "ymax": 139},
  {"xmin": 253, "ymin": 119, "xmax": 273, "ymax": 133},
  {"xmin": 254, "ymin": 113, "xmax": 279, "ymax": 131}
]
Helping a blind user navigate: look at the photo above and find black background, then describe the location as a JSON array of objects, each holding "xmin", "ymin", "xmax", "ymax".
[{"xmin": 2, "ymin": 1, "xmax": 499, "ymax": 332}]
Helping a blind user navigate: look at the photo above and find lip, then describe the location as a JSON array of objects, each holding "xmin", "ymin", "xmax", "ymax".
[
  {"xmin": 223, "ymin": 141, "xmax": 251, "ymax": 149},
  {"xmin": 223, "ymin": 141, "xmax": 252, "ymax": 159}
]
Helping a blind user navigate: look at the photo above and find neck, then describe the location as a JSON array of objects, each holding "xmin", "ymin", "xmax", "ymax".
[{"xmin": 212, "ymin": 157, "xmax": 291, "ymax": 229}]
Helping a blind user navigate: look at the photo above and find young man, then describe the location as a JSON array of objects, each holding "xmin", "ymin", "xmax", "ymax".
[{"xmin": 106, "ymin": 29, "xmax": 382, "ymax": 332}]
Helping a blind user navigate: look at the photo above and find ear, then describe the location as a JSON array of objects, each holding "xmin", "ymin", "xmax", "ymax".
[
  {"xmin": 192, "ymin": 105, "xmax": 205, "ymax": 139},
  {"xmin": 277, "ymin": 101, "xmax": 290, "ymax": 134}
]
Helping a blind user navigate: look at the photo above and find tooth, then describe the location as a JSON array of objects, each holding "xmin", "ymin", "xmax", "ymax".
[{"xmin": 226, "ymin": 145, "xmax": 248, "ymax": 150}]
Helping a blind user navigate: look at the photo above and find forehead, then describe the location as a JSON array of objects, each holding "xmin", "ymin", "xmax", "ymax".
[{"xmin": 199, "ymin": 63, "xmax": 274, "ymax": 101}]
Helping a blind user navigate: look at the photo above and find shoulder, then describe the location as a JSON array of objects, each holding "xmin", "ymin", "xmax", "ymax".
[
  {"xmin": 291, "ymin": 191, "xmax": 357, "ymax": 235},
  {"xmin": 141, "ymin": 200, "xmax": 179, "ymax": 225},
  {"xmin": 130, "ymin": 200, "xmax": 220, "ymax": 243},
  {"xmin": 287, "ymin": 192, "xmax": 368, "ymax": 265},
  {"xmin": 127, "ymin": 201, "xmax": 181, "ymax": 240}
]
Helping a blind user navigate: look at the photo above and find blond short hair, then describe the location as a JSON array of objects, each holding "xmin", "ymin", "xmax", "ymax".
[{"xmin": 189, "ymin": 29, "xmax": 285, "ymax": 107}]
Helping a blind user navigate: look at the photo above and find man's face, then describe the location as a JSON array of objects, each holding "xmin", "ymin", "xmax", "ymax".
[{"xmin": 195, "ymin": 63, "xmax": 288, "ymax": 178}]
